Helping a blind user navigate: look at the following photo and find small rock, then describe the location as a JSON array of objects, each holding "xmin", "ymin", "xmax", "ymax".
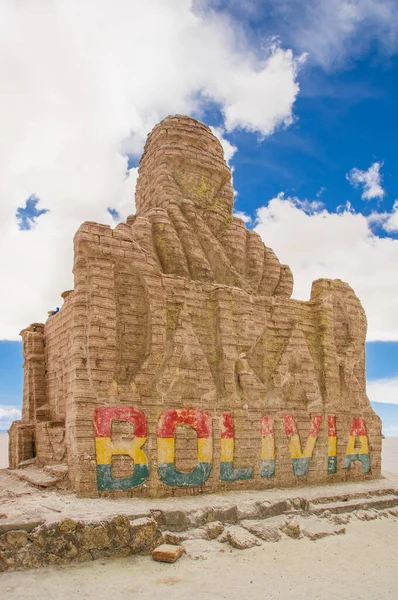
[
  {"xmin": 43, "ymin": 464, "xmax": 69, "ymax": 477},
  {"xmin": 236, "ymin": 501, "xmax": 262, "ymax": 520},
  {"xmin": 303, "ymin": 523, "xmax": 346, "ymax": 541},
  {"xmin": 259, "ymin": 500, "xmax": 289, "ymax": 519},
  {"xmin": 330, "ymin": 514, "xmax": 351, "ymax": 525},
  {"xmin": 206, "ymin": 505, "xmax": 238, "ymax": 525},
  {"xmin": 0, "ymin": 530, "xmax": 29, "ymax": 549},
  {"xmin": 151, "ymin": 510, "xmax": 190, "ymax": 532},
  {"xmin": 130, "ymin": 517, "xmax": 162, "ymax": 553},
  {"xmin": 223, "ymin": 525, "xmax": 261, "ymax": 549},
  {"xmin": 152, "ymin": 544, "xmax": 185, "ymax": 563},
  {"xmin": 163, "ymin": 528, "xmax": 207, "ymax": 544},
  {"xmin": 290, "ymin": 498, "xmax": 310, "ymax": 512},
  {"xmin": 355, "ymin": 510, "xmax": 379, "ymax": 521},
  {"xmin": 241, "ymin": 520, "xmax": 281, "ymax": 543},
  {"xmin": 217, "ymin": 529, "xmax": 229, "ymax": 543},
  {"xmin": 281, "ymin": 518, "xmax": 302, "ymax": 539},
  {"xmin": 202, "ymin": 521, "xmax": 224, "ymax": 540}
]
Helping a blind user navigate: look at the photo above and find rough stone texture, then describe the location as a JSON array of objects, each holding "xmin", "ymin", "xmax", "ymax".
[
  {"xmin": 281, "ymin": 518, "xmax": 302, "ymax": 539},
  {"xmin": 302, "ymin": 522, "xmax": 346, "ymax": 540},
  {"xmin": 0, "ymin": 474, "xmax": 397, "ymax": 571},
  {"xmin": 241, "ymin": 520, "xmax": 282, "ymax": 542},
  {"xmin": 8, "ymin": 114, "xmax": 382, "ymax": 498},
  {"xmin": 219, "ymin": 525, "xmax": 261, "ymax": 549},
  {"xmin": 152, "ymin": 544, "xmax": 185, "ymax": 563},
  {"xmin": 0, "ymin": 515, "xmax": 164, "ymax": 572}
]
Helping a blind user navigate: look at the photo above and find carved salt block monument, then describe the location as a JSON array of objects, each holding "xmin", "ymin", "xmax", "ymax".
[{"xmin": 8, "ymin": 115, "xmax": 382, "ymax": 497}]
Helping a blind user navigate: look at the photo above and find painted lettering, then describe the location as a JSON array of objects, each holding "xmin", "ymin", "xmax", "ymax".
[
  {"xmin": 283, "ymin": 414, "xmax": 323, "ymax": 476},
  {"xmin": 157, "ymin": 409, "xmax": 213, "ymax": 486},
  {"xmin": 260, "ymin": 416, "xmax": 275, "ymax": 478},
  {"xmin": 327, "ymin": 415, "xmax": 337, "ymax": 474},
  {"xmin": 93, "ymin": 408, "xmax": 372, "ymax": 491},
  {"xmin": 344, "ymin": 417, "xmax": 370, "ymax": 473},
  {"xmin": 94, "ymin": 406, "xmax": 149, "ymax": 490},
  {"xmin": 220, "ymin": 412, "xmax": 253, "ymax": 481}
]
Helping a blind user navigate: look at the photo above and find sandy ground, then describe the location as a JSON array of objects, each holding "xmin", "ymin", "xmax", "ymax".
[
  {"xmin": 0, "ymin": 433, "xmax": 8, "ymax": 469},
  {"xmin": 1, "ymin": 518, "xmax": 398, "ymax": 599},
  {"xmin": 1, "ymin": 437, "xmax": 398, "ymax": 599}
]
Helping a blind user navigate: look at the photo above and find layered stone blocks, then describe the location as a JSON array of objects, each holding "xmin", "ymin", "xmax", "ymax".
[{"xmin": 8, "ymin": 115, "xmax": 382, "ymax": 497}]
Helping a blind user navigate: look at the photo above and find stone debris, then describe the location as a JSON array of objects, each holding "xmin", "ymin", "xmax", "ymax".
[
  {"xmin": 355, "ymin": 509, "xmax": 380, "ymax": 521},
  {"xmin": 329, "ymin": 513, "xmax": 352, "ymax": 525},
  {"xmin": 219, "ymin": 525, "xmax": 261, "ymax": 549},
  {"xmin": 202, "ymin": 521, "xmax": 225, "ymax": 540},
  {"xmin": 1, "ymin": 482, "xmax": 398, "ymax": 571},
  {"xmin": 43, "ymin": 465, "xmax": 69, "ymax": 478},
  {"xmin": 240, "ymin": 520, "xmax": 282, "ymax": 543},
  {"xmin": 163, "ymin": 521, "xmax": 225, "ymax": 544},
  {"xmin": 163, "ymin": 528, "xmax": 207, "ymax": 545},
  {"xmin": 312, "ymin": 495, "xmax": 398, "ymax": 517},
  {"xmin": 281, "ymin": 518, "xmax": 302, "ymax": 539},
  {"xmin": 301, "ymin": 522, "xmax": 346, "ymax": 541},
  {"xmin": 8, "ymin": 466, "xmax": 67, "ymax": 489},
  {"xmin": 152, "ymin": 544, "xmax": 185, "ymax": 563}
]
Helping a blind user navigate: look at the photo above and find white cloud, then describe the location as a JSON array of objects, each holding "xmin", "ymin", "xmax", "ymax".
[
  {"xmin": 254, "ymin": 194, "xmax": 398, "ymax": 341},
  {"xmin": 233, "ymin": 210, "xmax": 252, "ymax": 224},
  {"xmin": 0, "ymin": 406, "xmax": 21, "ymax": 430},
  {"xmin": 291, "ymin": 0, "xmax": 398, "ymax": 68},
  {"xmin": 382, "ymin": 200, "xmax": 398, "ymax": 233},
  {"xmin": 201, "ymin": 0, "xmax": 398, "ymax": 69},
  {"xmin": 347, "ymin": 162, "xmax": 385, "ymax": 200},
  {"xmin": 0, "ymin": 0, "xmax": 303, "ymax": 340},
  {"xmin": 367, "ymin": 378, "xmax": 398, "ymax": 405}
]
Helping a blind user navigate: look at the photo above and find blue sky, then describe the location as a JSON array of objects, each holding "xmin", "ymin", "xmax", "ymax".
[{"xmin": 1, "ymin": 0, "xmax": 398, "ymax": 431}]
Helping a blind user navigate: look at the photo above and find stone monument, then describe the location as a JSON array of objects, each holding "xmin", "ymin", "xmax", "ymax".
[{"xmin": 8, "ymin": 115, "xmax": 382, "ymax": 497}]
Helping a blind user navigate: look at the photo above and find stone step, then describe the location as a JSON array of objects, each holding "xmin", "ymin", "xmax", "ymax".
[
  {"xmin": 311, "ymin": 494, "xmax": 398, "ymax": 516},
  {"xmin": 7, "ymin": 466, "xmax": 66, "ymax": 488},
  {"xmin": 310, "ymin": 487, "xmax": 398, "ymax": 505}
]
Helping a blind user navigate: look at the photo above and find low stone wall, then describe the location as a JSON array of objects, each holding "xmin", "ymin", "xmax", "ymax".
[
  {"xmin": 2, "ymin": 483, "xmax": 398, "ymax": 572},
  {"xmin": 0, "ymin": 516, "xmax": 162, "ymax": 572}
]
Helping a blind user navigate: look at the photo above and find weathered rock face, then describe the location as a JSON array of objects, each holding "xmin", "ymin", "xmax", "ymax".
[{"xmin": 8, "ymin": 115, "xmax": 381, "ymax": 497}]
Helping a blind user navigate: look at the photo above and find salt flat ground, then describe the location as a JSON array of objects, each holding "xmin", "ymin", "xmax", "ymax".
[{"xmin": 1, "ymin": 437, "xmax": 398, "ymax": 599}]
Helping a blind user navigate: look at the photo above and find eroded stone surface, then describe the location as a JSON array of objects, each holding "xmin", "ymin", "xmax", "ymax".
[
  {"xmin": 7, "ymin": 114, "xmax": 382, "ymax": 499},
  {"xmin": 281, "ymin": 518, "xmax": 302, "ymax": 539},
  {"xmin": 219, "ymin": 525, "xmax": 261, "ymax": 549},
  {"xmin": 241, "ymin": 520, "xmax": 282, "ymax": 542},
  {"xmin": 0, "ymin": 480, "xmax": 397, "ymax": 571}
]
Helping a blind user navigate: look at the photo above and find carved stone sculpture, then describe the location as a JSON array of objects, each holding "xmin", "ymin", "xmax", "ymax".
[{"xmin": 9, "ymin": 116, "xmax": 381, "ymax": 497}]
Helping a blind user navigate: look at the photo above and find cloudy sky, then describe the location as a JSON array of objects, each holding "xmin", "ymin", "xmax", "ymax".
[{"xmin": 1, "ymin": 0, "xmax": 398, "ymax": 432}]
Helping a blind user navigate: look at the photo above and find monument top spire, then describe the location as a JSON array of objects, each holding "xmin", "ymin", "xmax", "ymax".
[{"xmin": 135, "ymin": 114, "xmax": 234, "ymax": 227}]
